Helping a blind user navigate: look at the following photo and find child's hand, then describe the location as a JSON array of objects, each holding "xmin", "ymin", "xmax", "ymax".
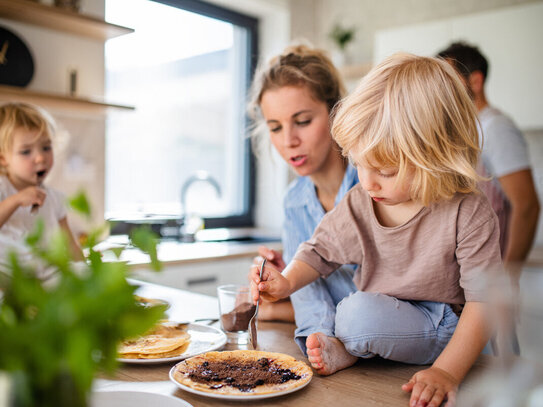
[
  {"xmin": 249, "ymin": 257, "xmax": 291, "ymax": 305},
  {"xmin": 255, "ymin": 246, "xmax": 286, "ymax": 272},
  {"xmin": 17, "ymin": 186, "xmax": 46, "ymax": 208},
  {"xmin": 402, "ymin": 366, "xmax": 458, "ymax": 407}
]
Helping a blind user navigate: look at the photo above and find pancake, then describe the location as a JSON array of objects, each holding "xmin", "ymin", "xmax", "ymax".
[
  {"xmin": 119, "ymin": 321, "xmax": 190, "ymax": 359},
  {"xmin": 171, "ymin": 350, "xmax": 312, "ymax": 395},
  {"xmin": 120, "ymin": 341, "xmax": 191, "ymax": 359}
]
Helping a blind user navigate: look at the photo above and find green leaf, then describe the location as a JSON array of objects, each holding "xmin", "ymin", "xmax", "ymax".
[
  {"xmin": 129, "ymin": 227, "xmax": 162, "ymax": 271},
  {"xmin": 68, "ymin": 191, "xmax": 91, "ymax": 218},
  {"xmin": 41, "ymin": 230, "xmax": 71, "ymax": 272},
  {"xmin": 110, "ymin": 247, "xmax": 124, "ymax": 259},
  {"xmin": 83, "ymin": 223, "xmax": 110, "ymax": 250},
  {"xmin": 25, "ymin": 218, "xmax": 44, "ymax": 247},
  {"xmin": 329, "ymin": 23, "xmax": 356, "ymax": 49}
]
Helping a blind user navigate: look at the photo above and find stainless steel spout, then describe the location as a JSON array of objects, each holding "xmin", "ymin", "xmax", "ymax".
[
  {"xmin": 180, "ymin": 170, "xmax": 222, "ymax": 216},
  {"xmin": 178, "ymin": 171, "xmax": 222, "ymax": 242}
]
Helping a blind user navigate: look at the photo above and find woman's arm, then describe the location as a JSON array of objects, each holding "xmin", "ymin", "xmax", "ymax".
[{"xmin": 402, "ymin": 301, "xmax": 489, "ymax": 407}]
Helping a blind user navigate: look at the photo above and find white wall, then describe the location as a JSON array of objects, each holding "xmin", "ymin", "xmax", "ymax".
[
  {"xmin": 374, "ymin": 2, "xmax": 543, "ymax": 130},
  {"xmin": 297, "ymin": 0, "xmax": 539, "ymax": 64}
]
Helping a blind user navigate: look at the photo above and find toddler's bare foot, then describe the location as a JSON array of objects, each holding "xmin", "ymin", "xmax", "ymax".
[{"xmin": 306, "ymin": 332, "xmax": 357, "ymax": 375}]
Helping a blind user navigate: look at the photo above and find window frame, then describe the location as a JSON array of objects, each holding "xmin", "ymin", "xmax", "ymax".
[{"xmin": 109, "ymin": 0, "xmax": 258, "ymax": 232}]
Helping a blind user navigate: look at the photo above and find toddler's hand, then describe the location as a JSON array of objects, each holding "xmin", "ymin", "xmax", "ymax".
[
  {"xmin": 402, "ymin": 366, "xmax": 458, "ymax": 407},
  {"xmin": 254, "ymin": 246, "xmax": 286, "ymax": 272},
  {"xmin": 17, "ymin": 186, "xmax": 46, "ymax": 208},
  {"xmin": 249, "ymin": 257, "xmax": 291, "ymax": 305}
]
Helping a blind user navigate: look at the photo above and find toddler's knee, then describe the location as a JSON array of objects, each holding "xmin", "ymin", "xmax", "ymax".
[
  {"xmin": 335, "ymin": 291, "xmax": 381, "ymax": 339},
  {"xmin": 337, "ymin": 291, "xmax": 380, "ymax": 315}
]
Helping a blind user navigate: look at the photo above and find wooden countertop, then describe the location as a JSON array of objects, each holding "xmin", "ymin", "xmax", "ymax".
[{"xmin": 95, "ymin": 280, "xmax": 493, "ymax": 406}]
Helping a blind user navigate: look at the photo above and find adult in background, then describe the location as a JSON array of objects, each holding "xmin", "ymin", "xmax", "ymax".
[
  {"xmin": 247, "ymin": 44, "xmax": 359, "ymax": 354},
  {"xmin": 437, "ymin": 42, "xmax": 540, "ymax": 274}
]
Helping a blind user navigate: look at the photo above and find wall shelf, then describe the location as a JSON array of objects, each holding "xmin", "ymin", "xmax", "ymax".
[
  {"xmin": 0, "ymin": 84, "xmax": 135, "ymax": 113},
  {"xmin": 0, "ymin": 0, "xmax": 133, "ymax": 40}
]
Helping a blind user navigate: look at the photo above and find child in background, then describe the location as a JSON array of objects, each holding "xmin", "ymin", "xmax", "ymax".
[
  {"xmin": 0, "ymin": 103, "xmax": 83, "ymax": 270},
  {"xmin": 250, "ymin": 53, "xmax": 503, "ymax": 407}
]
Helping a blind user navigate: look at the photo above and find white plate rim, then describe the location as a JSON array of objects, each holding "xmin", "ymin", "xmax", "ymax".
[
  {"xmin": 117, "ymin": 323, "xmax": 227, "ymax": 364},
  {"xmin": 91, "ymin": 390, "xmax": 193, "ymax": 407},
  {"xmin": 168, "ymin": 362, "xmax": 312, "ymax": 401}
]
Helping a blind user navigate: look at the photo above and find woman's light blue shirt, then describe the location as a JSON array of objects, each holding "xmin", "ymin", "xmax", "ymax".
[{"xmin": 282, "ymin": 164, "xmax": 359, "ymax": 263}]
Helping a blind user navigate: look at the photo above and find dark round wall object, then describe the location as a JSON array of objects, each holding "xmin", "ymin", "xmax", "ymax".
[{"xmin": 0, "ymin": 26, "xmax": 35, "ymax": 87}]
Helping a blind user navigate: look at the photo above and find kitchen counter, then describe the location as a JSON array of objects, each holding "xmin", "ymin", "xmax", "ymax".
[
  {"xmin": 95, "ymin": 280, "xmax": 494, "ymax": 406},
  {"xmin": 96, "ymin": 230, "xmax": 283, "ymax": 296},
  {"xmin": 98, "ymin": 229, "xmax": 283, "ymax": 269}
]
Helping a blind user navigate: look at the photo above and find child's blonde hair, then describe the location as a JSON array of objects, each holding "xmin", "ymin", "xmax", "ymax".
[
  {"xmin": 0, "ymin": 103, "xmax": 55, "ymax": 175},
  {"xmin": 332, "ymin": 52, "xmax": 482, "ymax": 206},
  {"xmin": 248, "ymin": 44, "xmax": 346, "ymax": 154}
]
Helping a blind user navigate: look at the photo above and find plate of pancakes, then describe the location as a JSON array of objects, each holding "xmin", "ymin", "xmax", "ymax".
[
  {"xmin": 169, "ymin": 350, "xmax": 313, "ymax": 400},
  {"xmin": 118, "ymin": 321, "xmax": 227, "ymax": 364}
]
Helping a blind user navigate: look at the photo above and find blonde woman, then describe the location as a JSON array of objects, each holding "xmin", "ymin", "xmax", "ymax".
[
  {"xmin": 248, "ymin": 44, "xmax": 358, "ymax": 354},
  {"xmin": 250, "ymin": 53, "xmax": 503, "ymax": 407}
]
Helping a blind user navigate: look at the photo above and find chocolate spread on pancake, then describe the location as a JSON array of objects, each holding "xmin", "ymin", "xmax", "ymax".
[
  {"xmin": 187, "ymin": 357, "xmax": 302, "ymax": 392},
  {"xmin": 220, "ymin": 302, "xmax": 256, "ymax": 332}
]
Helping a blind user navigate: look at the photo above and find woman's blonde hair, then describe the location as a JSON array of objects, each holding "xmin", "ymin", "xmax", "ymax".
[
  {"xmin": 332, "ymin": 52, "xmax": 482, "ymax": 206},
  {"xmin": 248, "ymin": 43, "xmax": 346, "ymax": 154},
  {"xmin": 0, "ymin": 103, "xmax": 55, "ymax": 174}
]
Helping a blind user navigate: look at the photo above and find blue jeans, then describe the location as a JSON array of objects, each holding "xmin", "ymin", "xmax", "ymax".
[
  {"xmin": 290, "ymin": 265, "xmax": 357, "ymax": 354},
  {"xmin": 335, "ymin": 292, "xmax": 459, "ymax": 364}
]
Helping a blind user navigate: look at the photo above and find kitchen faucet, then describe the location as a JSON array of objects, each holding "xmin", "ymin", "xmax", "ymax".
[{"xmin": 179, "ymin": 170, "xmax": 222, "ymax": 242}]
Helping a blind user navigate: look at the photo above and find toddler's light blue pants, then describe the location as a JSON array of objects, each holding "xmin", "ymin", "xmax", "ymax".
[
  {"xmin": 292, "ymin": 277, "xmax": 459, "ymax": 365},
  {"xmin": 335, "ymin": 291, "xmax": 459, "ymax": 364}
]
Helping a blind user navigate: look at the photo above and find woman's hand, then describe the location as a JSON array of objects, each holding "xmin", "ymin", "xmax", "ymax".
[
  {"xmin": 249, "ymin": 258, "xmax": 292, "ymax": 305},
  {"xmin": 255, "ymin": 246, "xmax": 286, "ymax": 271},
  {"xmin": 402, "ymin": 366, "xmax": 458, "ymax": 407}
]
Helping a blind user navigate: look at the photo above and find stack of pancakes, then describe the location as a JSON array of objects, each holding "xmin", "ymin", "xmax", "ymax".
[{"xmin": 119, "ymin": 322, "xmax": 191, "ymax": 359}]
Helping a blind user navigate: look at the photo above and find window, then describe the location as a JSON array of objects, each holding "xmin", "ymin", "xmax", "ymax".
[{"xmin": 104, "ymin": 0, "xmax": 257, "ymax": 229}]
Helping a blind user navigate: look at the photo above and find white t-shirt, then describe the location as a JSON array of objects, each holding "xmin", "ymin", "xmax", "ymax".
[
  {"xmin": 479, "ymin": 106, "xmax": 530, "ymax": 178},
  {"xmin": 0, "ymin": 175, "xmax": 67, "ymax": 266},
  {"xmin": 477, "ymin": 106, "xmax": 531, "ymax": 253}
]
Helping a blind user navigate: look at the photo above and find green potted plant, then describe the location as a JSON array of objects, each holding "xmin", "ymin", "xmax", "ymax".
[
  {"xmin": 328, "ymin": 22, "xmax": 356, "ymax": 67},
  {"xmin": 0, "ymin": 192, "xmax": 165, "ymax": 407}
]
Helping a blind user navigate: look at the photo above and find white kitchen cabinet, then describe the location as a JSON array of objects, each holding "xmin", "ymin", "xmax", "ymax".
[{"xmin": 129, "ymin": 256, "xmax": 254, "ymax": 297}]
